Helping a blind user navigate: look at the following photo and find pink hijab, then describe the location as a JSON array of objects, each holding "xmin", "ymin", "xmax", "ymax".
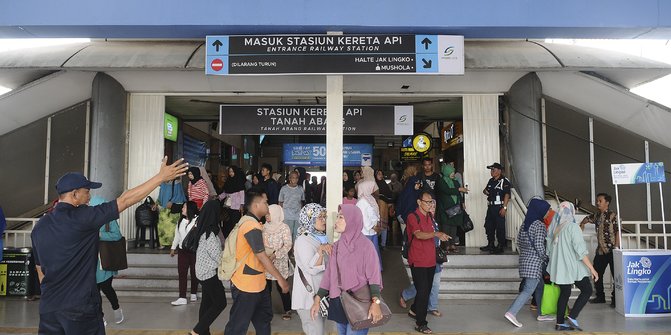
[
  {"xmin": 356, "ymin": 166, "xmax": 380, "ymax": 217},
  {"xmin": 319, "ymin": 204, "xmax": 382, "ymax": 298}
]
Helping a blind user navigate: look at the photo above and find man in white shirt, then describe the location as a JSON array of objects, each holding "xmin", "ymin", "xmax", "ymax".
[{"xmin": 356, "ymin": 198, "xmax": 382, "ymax": 270}]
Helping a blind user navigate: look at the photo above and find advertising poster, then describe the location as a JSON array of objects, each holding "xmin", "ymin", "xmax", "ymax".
[
  {"xmin": 615, "ymin": 250, "xmax": 671, "ymax": 317},
  {"xmin": 283, "ymin": 143, "xmax": 372, "ymax": 167}
]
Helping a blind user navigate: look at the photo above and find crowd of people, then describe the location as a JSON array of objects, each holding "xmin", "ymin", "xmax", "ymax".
[{"xmin": 27, "ymin": 156, "xmax": 620, "ymax": 334}]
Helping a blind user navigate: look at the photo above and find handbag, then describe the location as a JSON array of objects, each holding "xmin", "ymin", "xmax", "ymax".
[
  {"xmin": 99, "ymin": 223, "xmax": 128, "ymax": 271},
  {"xmin": 335, "ymin": 245, "xmax": 392, "ymax": 330},
  {"xmin": 444, "ymin": 204, "xmax": 463, "ymax": 219},
  {"xmin": 540, "ymin": 283, "xmax": 568, "ymax": 316},
  {"xmin": 181, "ymin": 221, "xmax": 200, "ymax": 253},
  {"xmin": 461, "ymin": 212, "xmax": 474, "ymax": 233},
  {"xmin": 297, "ymin": 266, "xmax": 329, "ymax": 318}
]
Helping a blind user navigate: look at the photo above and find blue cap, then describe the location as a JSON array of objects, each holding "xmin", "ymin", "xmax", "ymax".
[{"xmin": 55, "ymin": 172, "xmax": 102, "ymax": 194}]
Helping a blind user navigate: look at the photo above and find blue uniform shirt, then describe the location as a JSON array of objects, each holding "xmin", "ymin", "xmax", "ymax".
[{"xmin": 31, "ymin": 200, "xmax": 119, "ymax": 314}]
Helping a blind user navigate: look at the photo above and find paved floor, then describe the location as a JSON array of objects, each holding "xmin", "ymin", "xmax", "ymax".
[{"xmin": 1, "ymin": 296, "xmax": 670, "ymax": 334}]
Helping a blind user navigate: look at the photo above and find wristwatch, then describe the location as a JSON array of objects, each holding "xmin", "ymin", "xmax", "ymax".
[
  {"xmin": 503, "ymin": 206, "xmax": 508, "ymax": 210},
  {"xmin": 371, "ymin": 297, "xmax": 381, "ymax": 305}
]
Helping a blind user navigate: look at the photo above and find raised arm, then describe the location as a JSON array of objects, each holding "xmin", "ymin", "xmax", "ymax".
[{"xmin": 116, "ymin": 157, "xmax": 188, "ymax": 213}]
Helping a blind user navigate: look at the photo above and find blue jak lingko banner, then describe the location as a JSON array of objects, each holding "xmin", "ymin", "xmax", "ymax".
[{"xmin": 617, "ymin": 251, "xmax": 671, "ymax": 316}]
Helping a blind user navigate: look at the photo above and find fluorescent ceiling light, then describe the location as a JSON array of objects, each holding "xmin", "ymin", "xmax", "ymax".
[
  {"xmin": 0, "ymin": 38, "xmax": 90, "ymax": 52},
  {"xmin": 0, "ymin": 85, "xmax": 11, "ymax": 95}
]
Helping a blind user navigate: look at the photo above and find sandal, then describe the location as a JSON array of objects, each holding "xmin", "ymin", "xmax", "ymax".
[
  {"xmin": 415, "ymin": 325, "xmax": 433, "ymax": 334},
  {"xmin": 429, "ymin": 310, "xmax": 442, "ymax": 317},
  {"xmin": 282, "ymin": 311, "xmax": 292, "ymax": 320},
  {"xmin": 399, "ymin": 293, "xmax": 408, "ymax": 309}
]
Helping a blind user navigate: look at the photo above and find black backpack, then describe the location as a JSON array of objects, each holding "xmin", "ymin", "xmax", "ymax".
[
  {"xmin": 135, "ymin": 196, "xmax": 157, "ymax": 227},
  {"xmin": 401, "ymin": 212, "xmax": 419, "ymax": 259},
  {"xmin": 181, "ymin": 220, "xmax": 200, "ymax": 253}
]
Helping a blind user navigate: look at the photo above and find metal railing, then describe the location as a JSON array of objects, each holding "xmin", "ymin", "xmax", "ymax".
[
  {"xmin": 506, "ymin": 188, "xmax": 527, "ymax": 253},
  {"xmin": 618, "ymin": 221, "xmax": 670, "ymax": 250},
  {"xmin": 3, "ymin": 218, "xmax": 39, "ymax": 248}
]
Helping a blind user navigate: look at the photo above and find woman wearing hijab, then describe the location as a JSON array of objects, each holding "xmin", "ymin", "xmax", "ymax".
[
  {"xmin": 90, "ymin": 196, "xmax": 124, "ymax": 325},
  {"xmin": 263, "ymin": 204, "xmax": 294, "ymax": 320},
  {"xmin": 190, "ymin": 200, "xmax": 227, "ymax": 335},
  {"xmin": 170, "ymin": 201, "xmax": 200, "ymax": 306},
  {"xmin": 293, "ymin": 203, "xmax": 331, "ymax": 335},
  {"xmin": 396, "ymin": 164, "xmax": 421, "ymax": 227},
  {"xmin": 311, "ymin": 204, "xmax": 383, "ymax": 335},
  {"xmin": 356, "ymin": 166, "xmax": 382, "ymax": 270},
  {"xmin": 342, "ymin": 171, "xmax": 355, "ymax": 197},
  {"xmin": 188, "ymin": 167, "xmax": 209, "ymax": 209},
  {"xmin": 546, "ymin": 202, "xmax": 599, "ymax": 331},
  {"xmin": 157, "ymin": 177, "xmax": 188, "ymax": 249},
  {"xmin": 435, "ymin": 163, "xmax": 469, "ymax": 253},
  {"xmin": 375, "ymin": 170, "xmax": 393, "ymax": 250},
  {"xmin": 503, "ymin": 199, "xmax": 552, "ymax": 327},
  {"xmin": 218, "ymin": 166, "xmax": 246, "ymax": 238}
]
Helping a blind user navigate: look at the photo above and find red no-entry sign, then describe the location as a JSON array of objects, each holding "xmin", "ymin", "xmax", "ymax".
[{"xmin": 211, "ymin": 58, "xmax": 224, "ymax": 71}]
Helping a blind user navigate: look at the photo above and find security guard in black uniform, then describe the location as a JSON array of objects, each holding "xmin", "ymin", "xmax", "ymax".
[{"xmin": 479, "ymin": 162, "xmax": 512, "ymax": 254}]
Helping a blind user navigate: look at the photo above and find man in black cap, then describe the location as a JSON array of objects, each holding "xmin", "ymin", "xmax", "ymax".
[
  {"xmin": 480, "ymin": 162, "xmax": 512, "ymax": 254},
  {"xmin": 31, "ymin": 157, "xmax": 188, "ymax": 334}
]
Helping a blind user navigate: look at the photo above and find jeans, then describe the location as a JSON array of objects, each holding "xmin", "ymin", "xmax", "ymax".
[
  {"xmin": 380, "ymin": 228, "xmax": 388, "ymax": 247},
  {"xmin": 286, "ymin": 219, "xmax": 300, "ymax": 241},
  {"xmin": 506, "ymin": 277, "xmax": 544, "ymax": 316},
  {"xmin": 365, "ymin": 234, "xmax": 382, "ymax": 270},
  {"xmin": 336, "ymin": 321, "xmax": 370, "ymax": 335},
  {"xmin": 39, "ymin": 303, "xmax": 105, "ymax": 335},
  {"xmin": 557, "ymin": 276, "xmax": 592, "ymax": 324},
  {"xmin": 223, "ymin": 284, "xmax": 273, "ymax": 335},
  {"xmin": 402, "ymin": 266, "xmax": 441, "ymax": 311}
]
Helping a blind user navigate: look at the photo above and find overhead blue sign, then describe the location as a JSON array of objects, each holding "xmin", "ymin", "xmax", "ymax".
[
  {"xmin": 205, "ymin": 34, "xmax": 464, "ymax": 75},
  {"xmin": 283, "ymin": 143, "xmax": 373, "ymax": 167}
]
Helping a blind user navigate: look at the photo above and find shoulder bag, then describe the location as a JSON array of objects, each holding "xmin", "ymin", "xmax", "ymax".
[
  {"xmin": 99, "ymin": 223, "xmax": 128, "ymax": 271},
  {"xmin": 335, "ymin": 244, "xmax": 392, "ymax": 330}
]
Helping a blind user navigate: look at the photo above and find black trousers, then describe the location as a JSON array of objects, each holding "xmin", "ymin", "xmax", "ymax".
[
  {"xmin": 484, "ymin": 205, "xmax": 506, "ymax": 247},
  {"xmin": 97, "ymin": 277, "xmax": 120, "ymax": 310},
  {"xmin": 224, "ymin": 284, "xmax": 273, "ymax": 335},
  {"xmin": 557, "ymin": 276, "xmax": 592, "ymax": 324},
  {"xmin": 593, "ymin": 251, "xmax": 615, "ymax": 299},
  {"xmin": 410, "ymin": 265, "xmax": 436, "ymax": 327},
  {"xmin": 266, "ymin": 279, "xmax": 292, "ymax": 312},
  {"xmin": 193, "ymin": 275, "xmax": 228, "ymax": 335},
  {"xmin": 39, "ymin": 303, "xmax": 104, "ymax": 335}
]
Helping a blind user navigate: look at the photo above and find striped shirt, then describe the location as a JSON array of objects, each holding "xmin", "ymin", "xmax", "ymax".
[{"xmin": 188, "ymin": 179, "xmax": 209, "ymax": 208}]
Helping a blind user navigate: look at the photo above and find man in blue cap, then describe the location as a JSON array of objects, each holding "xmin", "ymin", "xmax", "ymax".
[{"xmin": 31, "ymin": 157, "xmax": 188, "ymax": 335}]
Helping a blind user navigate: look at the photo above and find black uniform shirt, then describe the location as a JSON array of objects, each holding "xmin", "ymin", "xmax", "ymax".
[
  {"xmin": 31, "ymin": 201, "xmax": 119, "ymax": 313},
  {"xmin": 419, "ymin": 172, "xmax": 440, "ymax": 197},
  {"xmin": 485, "ymin": 176, "xmax": 512, "ymax": 203}
]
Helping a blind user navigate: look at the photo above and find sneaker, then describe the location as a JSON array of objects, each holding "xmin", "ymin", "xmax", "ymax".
[
  {"xmin": 504, "ymin": 312, "xmax": 523, "ymax": 327},
  {"xmin": 114, "ymin": 308, "xmax": 124, "ymax": 324},
  {"xmin": 103, "ymin": 319, "xmax": 107, "ymax": 327},
  {"xmin": 537, "ymin": 314, "xmax": 555, "ymax": 322},
  {"xmin": 190, "ymin": 294, "xmax": 198, "ymax": 302},
  {"xmin": 590, "ymin": 297, "xmax": 606, "ymax": 303},
  {"xmin": 566, "ymin": 317, "xmax": 583, "ymax": 331},
  {"xmin": 555, "ymin": 323, "xmax": 574, "ymax": 331},
  {"xmin": 171, "ymin": 298, "xmax": 188, "ymax": 306}
]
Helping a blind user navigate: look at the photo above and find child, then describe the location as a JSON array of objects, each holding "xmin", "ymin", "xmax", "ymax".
[{"xmin": 342, "ymin": 185, "xmax": 357, "ymax": 205}]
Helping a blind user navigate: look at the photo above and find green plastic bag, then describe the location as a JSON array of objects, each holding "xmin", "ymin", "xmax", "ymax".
[{"xmin": 541, "ymin": 283, "xmax": 569, "ymax": 316}]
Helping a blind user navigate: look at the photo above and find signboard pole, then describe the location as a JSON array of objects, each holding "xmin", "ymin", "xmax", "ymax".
[
  {"xmin": 325, "ymin": 75, "xmax": 343, "ymax": 242},
  {"xmin": 660, "ymin": 183, "xmax": 667, "ymax": 250},
  {"xmin": 614, "ymin": 182, "xmax": 624, "ymax": 250}
]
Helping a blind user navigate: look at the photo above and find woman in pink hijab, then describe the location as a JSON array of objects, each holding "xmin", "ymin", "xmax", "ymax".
[{"xmin": 310, "ymin": 204, "xmax": 383, "ymax": 335}]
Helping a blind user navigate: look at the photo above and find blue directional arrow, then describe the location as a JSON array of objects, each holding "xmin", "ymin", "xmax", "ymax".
[
  {"xmin": 421, "ymin": 38, "xmax": 432, "ymax": 50},
  {"xmin": 422, "ymin": 59, "xmax": 432, "ymax": 68}
]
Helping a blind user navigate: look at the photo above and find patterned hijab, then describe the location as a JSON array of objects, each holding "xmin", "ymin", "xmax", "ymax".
[
  {"xmin": 548, "ymin": 201, "xmax": 576, "ymax": 244},
  {"xmin": 298, "ymin": 203, "xmax": 327, "ymax": 240}
]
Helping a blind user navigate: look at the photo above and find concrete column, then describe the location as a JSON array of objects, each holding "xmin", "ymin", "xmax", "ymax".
[
  {"xmin": 508, "ymin": 73, "xmax": 544, "ymax": 203},
  {"xmin": 326, "ymin": 76, "xmax": 344, "ymax": 241},
  {"xmin": 89, "ymin": 73, "xmax": 127, "ymax": 201},
  {"xmin": 120, "ymin": 94, "xmax": 165, "ymax": 238},
  {"xmin": 463, "ymin": 95, "xmax": 500, "ymax": 248}
]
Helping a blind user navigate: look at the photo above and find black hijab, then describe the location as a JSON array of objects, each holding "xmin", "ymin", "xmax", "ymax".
[
  {"xmin": 188, "ymin": 167, "xmax": 203, "ymax": 185},
  {"xmin": 343, "ymin": 170, "xmax": 355, "ymax": 193},
  {"xmin": 224, "ymin": 166, "xmax": 246, "ymax": 193},
  {"xmin": 196, "ymin": 200, "xmax": 221, "ymax": 239},
  {"xmin": 179, "ymin": 201, "xmax": 199, "ymax": 227},
  {"xmin": 295, "ymin": 167, "xmax": 307, "ymax": 186}
]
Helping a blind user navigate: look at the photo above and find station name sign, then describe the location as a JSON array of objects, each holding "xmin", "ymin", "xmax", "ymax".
[
  {"xmin": 205, "ymin": 34, "xmax": 464, "ymax": 75},
  {"xmin": 219, "ymin": 105, "xmax": 413, "ymax": 136}
]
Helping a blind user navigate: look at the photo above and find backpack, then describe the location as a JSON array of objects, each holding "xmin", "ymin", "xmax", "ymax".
[
  {"xmin": 218, "ymin": 215, "xmax": 254, "ymax": 281},
  {"xmin": 135, "ymin": 196, "xmax": 157, "ymax": 227},
  {"xmin": 401, "ymin": 212, "xmax": 419, "ymax": 259},
  {"xmin": 180, "ymin": 219, "xmax": 200, "ymax": 253}
]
